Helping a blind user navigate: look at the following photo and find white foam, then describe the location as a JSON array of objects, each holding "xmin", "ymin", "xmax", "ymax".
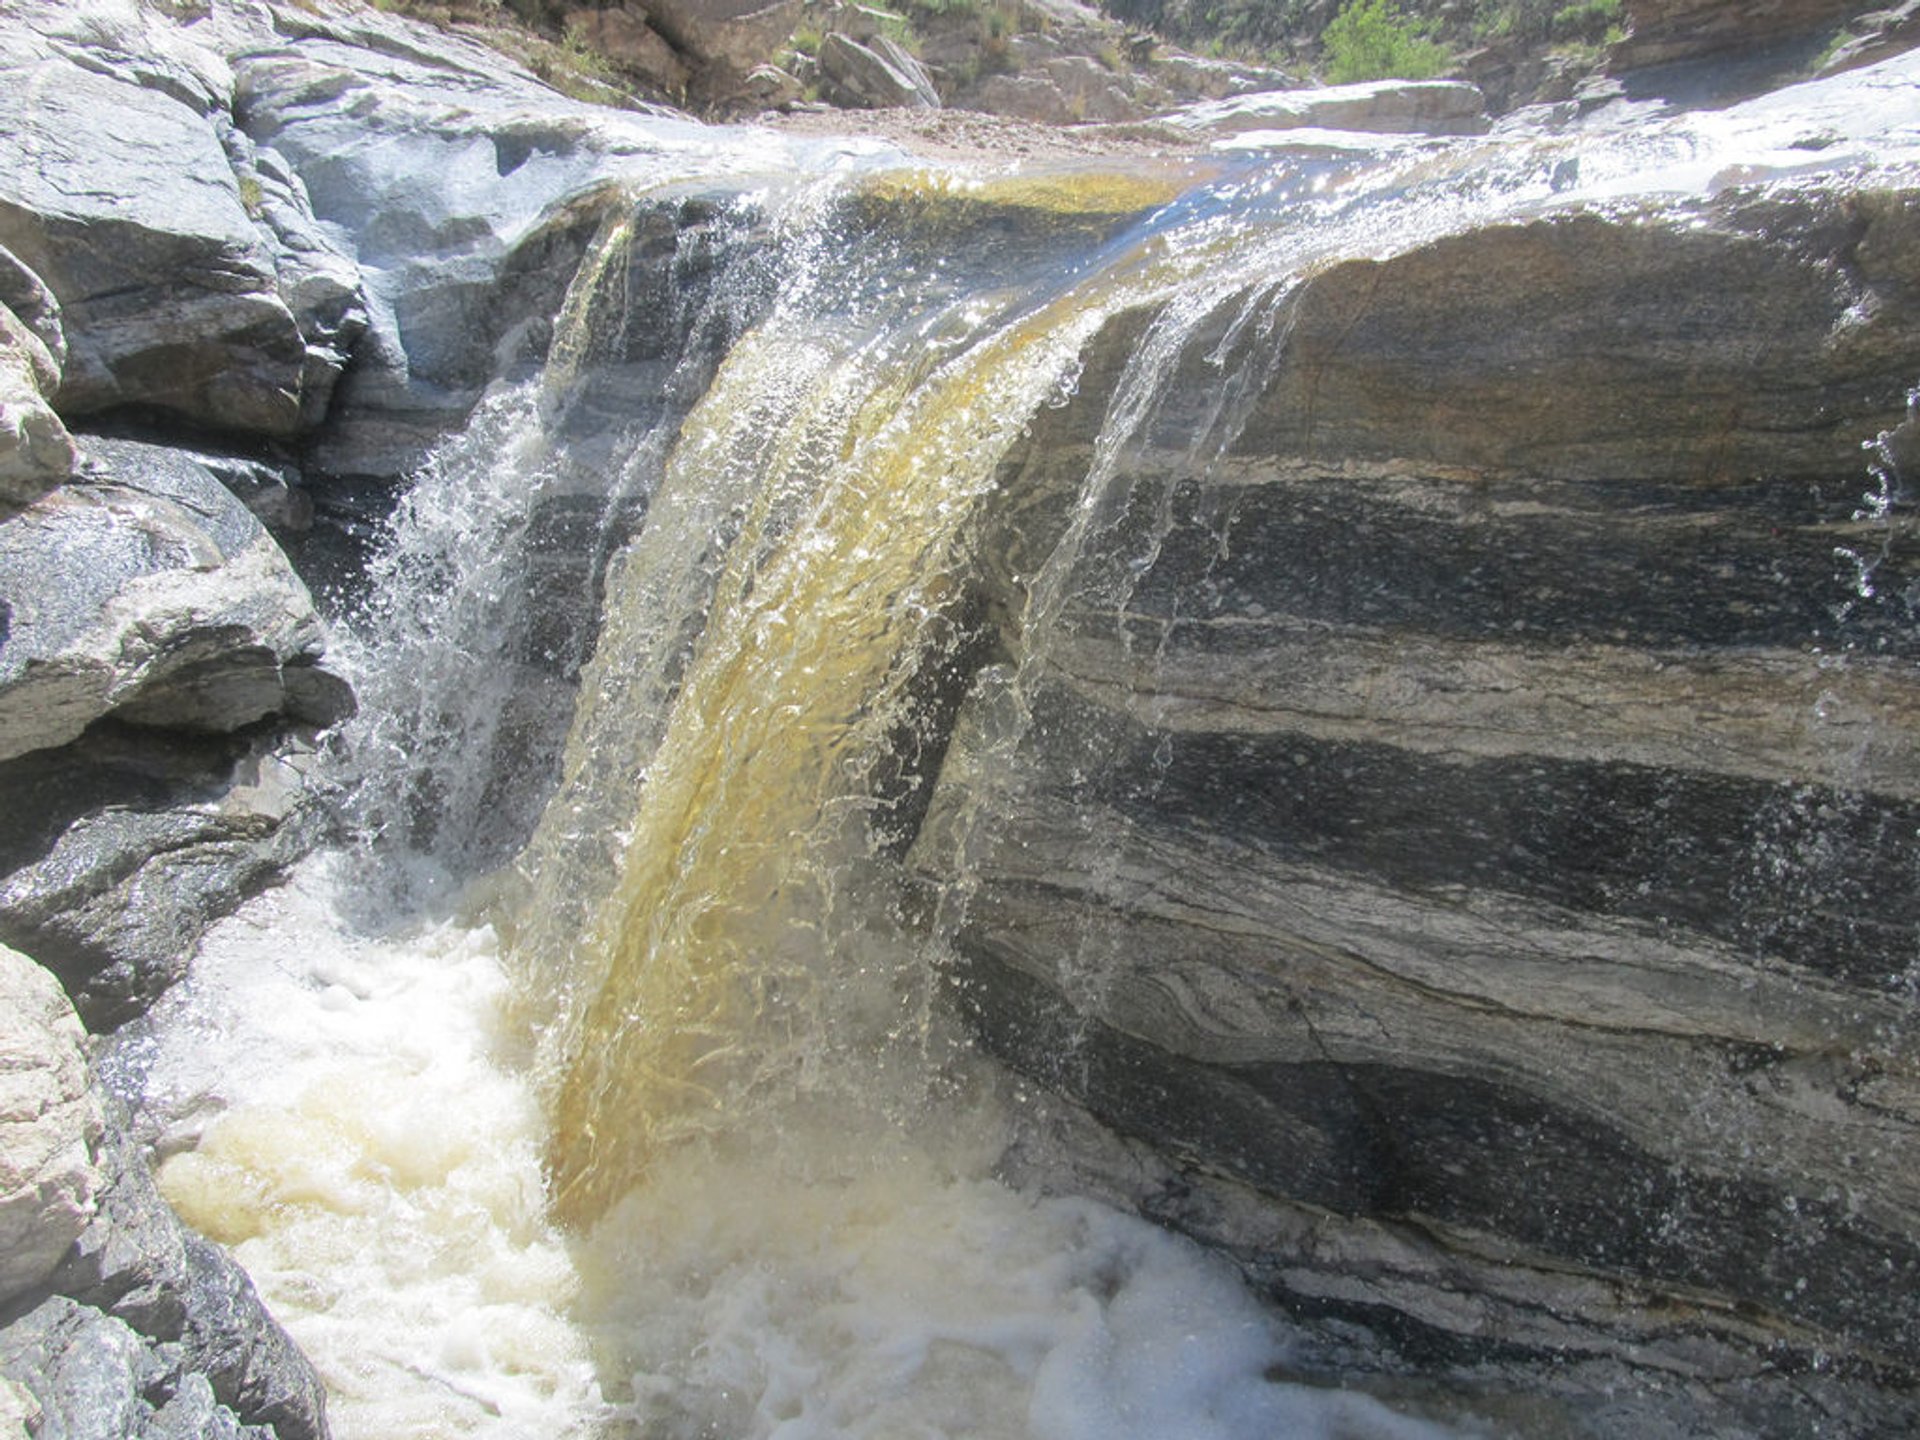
[{"xmin": 133, "ymin": 857, "xmax": 1471, "ymax": 1440}]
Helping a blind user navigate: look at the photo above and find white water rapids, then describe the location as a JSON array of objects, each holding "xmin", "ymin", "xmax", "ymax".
[{"xmin": 114, "ymin": 51, "xmax": 1920, "ymax": 1440}]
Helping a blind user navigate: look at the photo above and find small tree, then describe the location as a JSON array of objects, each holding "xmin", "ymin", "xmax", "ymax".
[{"xmin": 1321, "ymin": 0, "xmax": 1450, "ymax": 83}]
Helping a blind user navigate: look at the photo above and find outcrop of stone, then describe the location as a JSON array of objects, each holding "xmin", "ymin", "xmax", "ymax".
[
  {"xmin": 0, "ymin": 945, "xmax": 100, "ymax": 1310},
  {"xmin": 0, "ymin": 437, "xmax": 349, "ymax": 1028},
  {"xmin": 1170, "ymin": 77, "xmax": 1489, "ymax": 137},
  {"xmin": 1616, "ymin": 0, "xmax": 1875, "ymax": 69},
  {"xmin": 0, "ymin": 946, "xmax": 323, "ymax": 1440},
  {"xmin": 0, "ymin": 21, "xmax": 335, "ymax": 438},
  {"xmin": 0, "ymin": 440, "xmax": 346, "ymax": 763},
  {"xmin": 916, "ymin": 112, "xmax": 1920, "ymax": 1439},
  {"xmin": 818, "ymin": 30, "xmax": 942, "ymax": 110}
]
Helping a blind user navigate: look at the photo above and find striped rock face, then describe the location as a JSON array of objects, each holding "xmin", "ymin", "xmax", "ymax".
[{"xmin": 915, "ymin": 177, "xmax": 1920, "ymax": 1427}]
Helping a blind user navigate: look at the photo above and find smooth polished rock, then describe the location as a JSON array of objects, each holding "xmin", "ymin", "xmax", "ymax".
[
  {"xmin": 1171, "ymin": 79, "xmax": 1490, "ymax": 136},
  {"xmin": 0, "ymin": 56, "xmax": 306, "ymax": 436},
  {"xmin": 0, "ymin": 439, "xmax": 346, "ymax": 763}
]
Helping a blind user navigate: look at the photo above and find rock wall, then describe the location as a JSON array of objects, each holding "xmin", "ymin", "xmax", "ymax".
[{"xmin": 916, "ymin": 164, "xmax": 1920, "ymax": 1434}]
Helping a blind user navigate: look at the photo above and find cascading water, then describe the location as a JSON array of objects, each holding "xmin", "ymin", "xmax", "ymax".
[{"xmin": 120, "ymin": 54, "xmax": 1920, "ymax": 1440}]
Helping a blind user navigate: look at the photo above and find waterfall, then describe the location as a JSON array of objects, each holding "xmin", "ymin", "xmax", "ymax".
[{"xmin": 119, "ymin": 57, "xmax": 1920, "ymax": 1440}]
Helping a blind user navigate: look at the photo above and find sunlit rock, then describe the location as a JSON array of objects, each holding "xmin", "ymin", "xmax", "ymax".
[
  {"xmin": 1171, "ymin": 79, "xmax": 1490, "ymax": 137},
  {"xmin": 0, "ymin": 439, "xmax": 346, "ymax": 762},
  {"xmin": 0, "ymin": 57, "xmax": 307, "ymax": 436},
  {"xmin": 819, "ymin": 32, "xmax": 943, "ymax": 110},
  {"xmin": 0, "ymin": 943, "xmax": 100, "ymax": 1308}
]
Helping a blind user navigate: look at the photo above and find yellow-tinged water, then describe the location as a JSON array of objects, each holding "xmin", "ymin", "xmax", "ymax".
[{"xmin": 532, "ymin": 289, "xmax": 1119, "ymax": 1227}]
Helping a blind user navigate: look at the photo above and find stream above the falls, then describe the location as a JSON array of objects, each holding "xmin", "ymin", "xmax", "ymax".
[{"xmin": 103, "ymin": 48, "xmax": 1920, "ymax": 1440}]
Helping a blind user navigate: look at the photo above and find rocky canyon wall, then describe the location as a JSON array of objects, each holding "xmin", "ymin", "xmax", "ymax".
[{"xmin": 915, "ymin": 137, "xmax": 1920, "ymax": 1439}]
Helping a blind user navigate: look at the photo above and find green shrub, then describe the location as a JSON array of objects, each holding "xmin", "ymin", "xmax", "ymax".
[{"xmin": 1321, "ymin": 0, "xmax": 1449, "ymax": 83}]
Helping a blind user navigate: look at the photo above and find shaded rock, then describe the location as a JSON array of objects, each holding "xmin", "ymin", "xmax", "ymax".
[
  {"xmin": 0, "ymin": 439, "xmax": 344, "ymax": 763},
  {"xmin": 1817, "ymin": 0, "xmax": 1920, "ymax": 74},
  {"xmin": 0, "ymin": 725, "xmax": 332, "ymax": 1031},
  {"xmin": 0, "ymin": 57, "xmax": 306, "ymax": 437},
  {"xmin": 819, "ymin": 32, "xmax": 942, "ymax": 110},
  {"xmin": 172, "ymin": 449, "xmax": 313, "ymax": 539},
  {"xmin": 0, "ymin": 944, "xmax": 100, "ymax": 1308},
  {"xmin": 1171, "ymin": 78, "xmax": 1489, "ymax": 137}
]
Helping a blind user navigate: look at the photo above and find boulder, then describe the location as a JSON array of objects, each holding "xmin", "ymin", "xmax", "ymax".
[
  {"xmin": 0, "ymin": 725, "xmax": 333, "ymax": 1032},
  {"xmin": 0, "ymin": 57, "xmax": 307, "ymax": 437},
  {"xmin": 560, "ymin": 5, "xmax": 693, "ymax": 94},
  {"xmin": 54, "ymin": 1113, "xmax": 328, "ymax": 1440},
  {"xmin": 0, "ymin": 944, "xmax": 100, "ymax": 1308},
  {"xmin": 819, "ymin": 32, "xmax": 943, "ymax": 110},
  {"xmin": 0, "ymin": 439, "xmax": 347, "ymax": 763},
  {"xmin": 642, "ymin": 0, "xmax": 804, "ymax": 77},
  {"xmin": 1170, "ymin": 78, "xmax": 1490, "ymax": 137},
  {"xmin": 0, "ymin": 1299, "xmax": 162, "ymax": 1440}
]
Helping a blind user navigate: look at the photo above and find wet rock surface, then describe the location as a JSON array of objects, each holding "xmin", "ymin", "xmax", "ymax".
[{"xmin": 916, "ymin": 143, "xmax": 1920, "ymax": 1433}]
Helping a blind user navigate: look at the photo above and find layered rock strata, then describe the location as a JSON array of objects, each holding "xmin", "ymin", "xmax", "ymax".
[{"xmin": 917, "ymin": 170, "xmax": 1920, "ymax": 1432}]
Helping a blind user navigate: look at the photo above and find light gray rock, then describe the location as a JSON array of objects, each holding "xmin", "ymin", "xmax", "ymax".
[
  {"xmin": 0, "ymin": 1375, "xmax": 35, "ymax": 1439},
  {"xmin": 226, "ymin": 23, "xmax": 694, "ymax": 479},
  {"xmin": 1170, "ymin": 78, "xmax": 1490, "ymax": 136},
  {"xmin": 0, "ymin": 296, "xmax": 74, "ymax": 509},
  {"xmin": 0, "ymin": 56, "xmax": 307, "ymax": 436},
  {"xmin": 0, "ymin": 1299, "xmax": 159, "ymax": 1440},
  {"xmin": 0, "ymin": 944, "xmax": 100, "ymax": 1308},
  {"xmin": 50, "ymin": 1103, "xmax": 328, "ymax": 1440},
  {"xmin": 819, "ymin": 32, "xmax": 942, "ymax": 110},
  {"xmin": 0, "ymin": 439, "xmax": 345, "ymax": 763},
  {"xmin": 0, "ymin": 1291, "xmax": 288, "ymax": 1440},
  {"xmin": 0, "ymin": 0, "xmax": 235, "ymax": 116}
]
